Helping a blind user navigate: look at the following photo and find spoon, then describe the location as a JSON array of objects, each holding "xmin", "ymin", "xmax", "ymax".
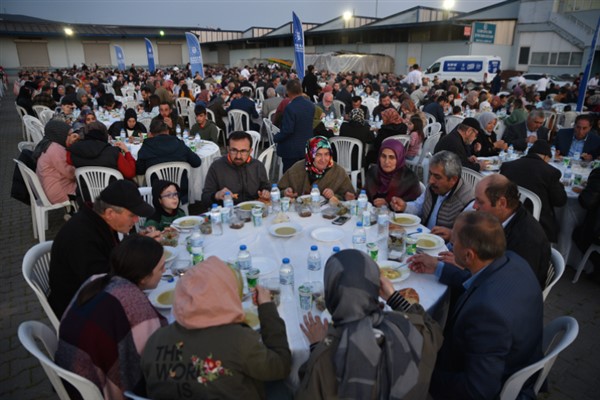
[{"xmin": 407, "ymin": 228, "xmax": 423, "ymax": 236}]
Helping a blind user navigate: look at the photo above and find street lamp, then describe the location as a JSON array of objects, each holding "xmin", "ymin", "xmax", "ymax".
[
  {"xmin": 442, "ymin": 0, "xmax": 455, "ymax": 10},
  {"xmin": 64, "ymin": 27, "xmax": 74, "ymax": 36},
  {"xmin": 343, "ymin": 10, "xmax": 352, "ymax": 29},
  {"xmin": 64, "ymin": 27, "xmax": 74, "ymax": 68}
]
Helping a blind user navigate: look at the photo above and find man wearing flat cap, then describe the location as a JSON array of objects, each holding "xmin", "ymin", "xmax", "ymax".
[
  {"xmin": 53, "ymin": 94, "xmax": 78, "ymax": 126},
  {"xmin": 434, "ymin": 118, "xmax": 487, "ymax": 172},
  {"xmin": 48, "ymin": 180, "xmax": 156, "ymax": 318}
]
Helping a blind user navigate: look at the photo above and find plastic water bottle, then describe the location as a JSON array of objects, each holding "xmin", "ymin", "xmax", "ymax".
[
  {"xmin": 237, "ymin": 245, "xmax": 252, "ymax": 271},
  {"xmin": 573, "ymin": 151, "xmax": 581, "ymax": 161},
  {"xmin": 210, "ymin": 204, "xmax": 223, "ymax": 235},
  {"xmin": 357, "ymin": 190, "xmax": 368, "ymax": 211},
  {"xmin": 507, "ymin": 144, "xmax": 514, "ymax": 159},
  {"xmin": 307, "ymin": 245, "xmax": 322, "ymax": 272},
  {"xmin": 332, "ymin": 246, "xmax": 341, "ymax": 255},
  {"xmin": 183, "ymin": 129, "xmax": 189, "ymax": 140},
  {"xmin": 189, "ymin": 228, "xmax": 204, "ymax": 265},
  {"xmin": 270, "ymin": 184, "xmax": 281, "ymax": 212},
  {"xmin": 329, "ymin": 112, "xmax": 334, "ymax": 120},
  {"xmin": 119, "ymin": 128, "xmax": 126, "ymax": 141},
  {"xmin": 361, "ymin": 208, "xmax": 371, "ymax": 227},
  {"xmin": 563, "ymin": 165, "xmax": 573, "ymax": 186},
  {"xmin": 369, "ymin": 114, "xmax": 374, "ymax": 125},
  {"xmin": 551, "ymin": 146, "xmax": 556, "ymax": 160},
  {"xmin": 526, "ymin": 142, "xmax": 533, "ymax": 155},
  {"xmin": 377, "ymin": 206, "xmax": 390, "ymax": 240},
  {"xmin": 222, "ymin": 191, "xmax": 234, "ymax": 224},
  {"xmin": 175, "ymin": 124, "xmax": 182, "ymax": 138},
  {"xmin": 194, "ymin": 133, "xmax": 201, "ymax": 146},
  {"xmin": 92, "ymin": 97, "xmax": 98, "ymax": 110},
  {"xmin": 279, "ymin": 258, "xmax": 294, "ymax": 287},
  {"xmin": 352, "ymin": 221, "xmax": 367, "ymax": 252},
  {"xmin": 310, "ymin": 184, "xmax": 321, "ymax": 213},
  {"xmin": 499, "ymin": 149, "xmax": 506, "ymax": 162}
]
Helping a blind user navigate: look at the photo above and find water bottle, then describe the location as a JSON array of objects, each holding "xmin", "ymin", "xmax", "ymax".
[
  {"xmin": 270, "ymin": 184, "xmax": 281, "ymax": 212},
  {"xmin": 499, "ymin": 149, "xmax": 506, "ymax": 162},
  {"xmin": 210, "ymin": 204, "xmax": 223, "ymax": 235},
  {"xmin": 369, "ymin": 114, "xmax": 374, "ymax": 125},
  {"xmin": 176, "ymin": 124, "xmax": 182, "ymax": 139},
  {"xmin": 189, "ymin": 228, "xmax": 204, "ymax": 265},
  {"xmin": 92, "ymin": 97, "xmax": 98, "ymax": 110},
  {"xmin": 279, "ymin": 258, "xmax": 294, "ymax": 287},
  {"xmin": 310, "ymin": 184, "xmax": 321, "ymax": 213},
  {"xmin": 551, "ymin": 145, "xmax": 556, "ymax": 160},
  {"xmin": 526, "ymin": 142, "xmax": 533, "ymax": 155},
  {"xmin": 332, "ymin": 246, "xmax": 341, "ymax": 255},
  {"xmin": 237, "ymin": 245, "xmax": 252, "ymax": 271},
  {"xmin": 361, "ymin": 208, "xmax": 371, "ymax": 227},
  {"xmin": 194, "ymin": 133, "xmax": 201, "ymax": 147},
  {"xmin": 357, "ymin": 190, "xmax": 368, "ymax": 211},
  {"xmin": 183, "ymin": 129, "xmax": 189, "ymax": 140},
  {"xmin": 222, "ymin": 191, "xmax": 234, "ymax": 224},
  {"xmin": 307, "ymin": 245, "xmax": 322, "ymax": 272},
  {"xmin": 352, "ymin": 221, "xmax": 367, "ymax": 252},
  {"xmin": 119, "ymin": 128, "xmax": 126, "ymax": 141},
  {"xmin": 507, "ymin": 144, "xmax": 514, "ymax": 159},
  {"xmin": 377, "ymin": 206, "xmax": 390, "ymax": 240},
  {"xmin": 573, "ymin": 151, "xmax": 581, "ymax": 161},
  {"xmin": 329, "ymin": 112, "xmax": 334, "ymax": 120},
  {"xmin": 563, "ymin": 165, "xmax": 573, "ymax": 186}
]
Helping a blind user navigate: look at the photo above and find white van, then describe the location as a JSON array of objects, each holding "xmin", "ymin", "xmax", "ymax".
[{"xmin": 423, "ymin": 55, "xmax": 501, "ymax": 83}]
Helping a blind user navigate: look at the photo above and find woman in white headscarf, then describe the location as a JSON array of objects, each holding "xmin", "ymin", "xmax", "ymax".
[{"xmin": 473, "ymin": 111, "xmax": 507, "ymax": 157}]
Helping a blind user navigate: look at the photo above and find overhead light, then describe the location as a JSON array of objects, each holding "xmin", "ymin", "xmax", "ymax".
[
  {"xmin": 343, "ymin": 11, "xmax": 353, "ymax": 21},
  {"xmin": 443, "ymin": 0, "xmax": 455, "ymax": 10},
  {"xmin": 159, "ymin": 30, "xmax": 165, "ymax": 36},
  {"xmin": 64, "ymin": 27, "xmax": 74, "ymax": 36}
]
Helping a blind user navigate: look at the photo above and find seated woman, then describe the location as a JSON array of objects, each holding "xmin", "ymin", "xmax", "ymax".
[
  {"xmin": 473, "ymin": 111, "xmax": 507, "ymax": 157},
  {"xmin": 34, "ymin": 120, "xmax": 80, "ymax": 204},
  {"xmin": 145, "ymin": 180, "xmax": 186, "ymax": 231},
  {"xmin": 406, "ymin": 115, "xmax": 425, "ymax": 159},
  {"xmin": 278, "ymin": 136, "xmax": 356, "ymax": 201},
  {"xmin": 339, "ymin": 108, "xmax": 374, "ymax": 146},
  {"xmin": 108, "ymin": 108, "xmax": 148, "ymax": 139},
  {"xmin": 55, "ymin": 235, "xmax": 168, "ymax": 400},
  {"xmin": 142, "ymin": 256, "xmax": 291, "ymax": 399},
  {"xmin": 367, "ymin": 108, "xmax": 407, "ymax": 165},
  {"xmin": 296, "ymin": 249, "xmax": 443, "ymax": 400},
  {"xmin": 364, "ymin": 140, "xmax": 421, "ymax": 208}
]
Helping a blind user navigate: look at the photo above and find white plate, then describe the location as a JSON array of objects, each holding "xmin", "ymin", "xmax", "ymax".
[
  {"xmin": 415, "ymin": 233, "xmax": 445, "ymax": 250},
  {"xmin": 163, "ymin": 246, "xmax": 178, "ymax": 263},
  {"xmin": 297, "ymin": 194, "xmax": 326, "ymax": 204},
  {"xmin": 237, "ymin": 201, "xmax": 264, "ymax": 212},
  {"xmin": 148, "ymin": 283, "xmax": 176, "ymax": 309},
  {"xmin": 390, "ymin": 213, "xmax": 421, "ymax": 227},
  {"xmin": 311, "ymin": 227, "xmax": 344, "ymax": 242},
  {"xmin": 268, "ymin": 222, "xmax": 302, "ymax": 238},
  {"xmin": 172, "ymin": 216, "xmax": 204, "ymax": 230},
  {"xmin": 378, "ymin": 260, "xmax": 411, "ymax": 283},
  {"xmin": 252, "ymin": 256, "xmax": 278, "ymax": 276}
]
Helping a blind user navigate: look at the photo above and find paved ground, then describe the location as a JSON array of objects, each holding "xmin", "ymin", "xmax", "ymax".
[{"xmin": 0, "ymin": 88, "xmax": 599, "ymax": 399}]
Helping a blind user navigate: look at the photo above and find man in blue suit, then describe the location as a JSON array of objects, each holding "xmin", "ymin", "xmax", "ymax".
[
  {"xmin": 554, "ymin": 114, "xmax": 600, "ymax": 160},
  {"xmin": 410, "ymin": 211, "xmax": 543, "ymax": 399}
]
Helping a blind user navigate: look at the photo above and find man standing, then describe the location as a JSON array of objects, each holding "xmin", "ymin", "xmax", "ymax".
[
  {"xmin": 154, "ymin": 79, "xmax": 174, "ymax": 105},
  {"xmin": 401, "ymin": 64, "xmax": 423, "ymax": 88},
  {"xmin": 201, "ymin": 131, "xmax": 270, "ymax": 207},
  {"xmin": 302, "ymin": 65, "xmax": 319, "ymax": 100},
  {"xmin": 412, "ymin": 211, "xmax": 543, "ymax": 399},
  {"xmin": 501, "ymin": 140, "xmax": 567, "ymax": 242},
  {"xmin": 273, "ymin": 79, "xmax": 315, "ymax": 172},
  {"xmin": 48, "ymin": 180, "xmax": 155, "ymax": 318},
  {"xmin": 502, "ymin": 110, "xmax": 549, "ymax": 152},
  {"xmin": 554, "ymin": 114, "xmax": 600, "ymax": 160},
  {"xmin": 434, "ymin": 119, "xmax": 487, "ymax": 172}
]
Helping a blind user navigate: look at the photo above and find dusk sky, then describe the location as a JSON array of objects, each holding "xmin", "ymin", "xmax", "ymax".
[{"xmin": 2, "ymin": 0, "xmax": 503, "ymax": 31}]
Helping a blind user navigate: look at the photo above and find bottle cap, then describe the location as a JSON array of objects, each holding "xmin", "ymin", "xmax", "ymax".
[
  {"xmin": 282, "ymin": 258, "xmax": 290, "ymax": 263},
  {"xmin": 240, "ymin": 244, "xmax": 247, "ymax": 250},
  {"xmin": 311, "ymin": 245, "xmax": 318, "ymax": 251},
  {"xmin": 357, "ymin": 221, "xmax": 363, "ymax": 227},
  {"xmin": 333, "ymin": 246, "xmax": 340, "ymax": 252},
  {"xmin": 225, "ymin": 191, "xmax": 231, "ymax": 195}
]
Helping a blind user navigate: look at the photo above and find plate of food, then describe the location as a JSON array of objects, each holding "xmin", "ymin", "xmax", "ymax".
[
  {"xmin": 378, "ymin": 260, "xmax": 411, "ymax": 283},
  {"xmin": 163, "ymin": 246, "xmax": 178, "ymax": 264},
  {"xmin": 478, "ymin": 156, "xmax": 501, "ymax": 171},
  {"xmin": 237, "ymin": 201, "xmax": 264, "ymax": 212},
  {"xmin": 172, "ymin": 216, "xmax": 204, "ymax": 230},
  {"xmin": 243, "ymin": 308, "xmax": 260, "ymax": 330},
  {"xmin": 311, "ymin": 227, "xmax": 344, "ymax": 242},
  {"xmin": 391, "ymin": 213, "xmax": 421, "ymax": 228},
  {"xmin": 148, "ymin": 284, "xmax": 176, "ymax": 309},
  {"xmin": 297, "ymin": 194, "xmax": 326, "ymax": 205},
  {"xmin": 415, "ymin": 233, "xmax": 445, "ymax": 250},
  {"xmin": 268, "ymin": 222, "xmax": 302, "ymax": 238}
]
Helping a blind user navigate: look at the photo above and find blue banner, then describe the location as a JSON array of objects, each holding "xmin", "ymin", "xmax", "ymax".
[
  {"xmin": 292, "ymin": 12, "xmax": 305, "ymax": 81},
  {"xmin": 114, "ymin": 45, "xmax": 125, "ymax": 71},
  {"xmin": 577, "ymin": 17, "xmax": 600, "ymax": 112},
  {"xmin": 185, "ymin": 32, "xmax": 204, "ymax": 78},
  {"xmin": 144, "ymin": 38, "xmax": 155, "ymax": 73}
]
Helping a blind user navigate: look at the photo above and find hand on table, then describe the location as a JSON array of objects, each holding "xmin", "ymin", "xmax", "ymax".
[
  {"xmin": 300, "ymin": 312, "xmax": 329, "ymax": 345},
  {"xmin": 438, "ymin": 250, "xmax": 457, "ymax": 266},
  {"xmin": 283, "ymin": 187, "xmax": 298, "ymax": 199},
  {"xmin": 379, "ymin": 276, "xmax": 395, "ymax": 301},
  {"xmin": 407, "ymin": 253, "xmax": 438, "ymax": 274},
  {"xmin": 373, "ymin": 198, "xmax": 388, "ymax": 208},
  {"xmin": 322, "ymin": 188, "xmax": 334, "ymax": 199},
  {"xmin": 215, "ymin": 187, "xmax": 233, "ymax": 201},
  {"xmin": 138, "ymin": 226, "xmax": 162, "ymax": 242},
  {"xmin": 344, "ymin": 191, "xmax": 356, "ymax": 201},
  {"xmin": 389, "ymin": 196, "xmax": 406, "ymax": 212},
  {"xmin": 582, "ymin": 153, "xmax": 593, "ymax": 161},
  {"xmin": 430, "ymin": 226, "xmax": 452, "ymax": 242},
  {"xmin": 494, "ymin": 140, "xmax": 507, "ymax": 150},
  {"xmin": 253, "ymin": 285, "xmax": 272, "ymax": 306},
  {"xmin": 257, "ymin": 189, "xmax": 270, "ymax": 201}
]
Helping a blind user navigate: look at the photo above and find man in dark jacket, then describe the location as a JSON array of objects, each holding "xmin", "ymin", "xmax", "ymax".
[
  {"xmin": 48, "ymin": 180, "xmax": 155, "ymax": 318},
  {"xmin": 434, "ymin": 118, "xmax": 486, "ymax": 172},
  {"xmin": 302, "ymin": 65, "xmax": 319, "ymax": 100},
  {"xmin": 503, "ymin": 110, "xmax": 549, "ymax": 152},
  {"xmin": 228, "ymin": 89, "xmax": 260, "ymax": 131},
  {"xmin": 422, "ymin": 95, "xmax": 449, "ymax": 135}
]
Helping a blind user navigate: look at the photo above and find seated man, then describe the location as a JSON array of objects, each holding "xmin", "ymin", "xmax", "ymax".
[
  {"xmin": 228, "ymin": 88, "xmax": 260, "ymax": 131},
  {"xmin": 392, "ymin": 151, "xmax": 474, "ymax": 230},
  {"xmin": 261, "ymin": 87, "xmax": 283, "ymax": 119},
  {"xmin": 503, "ymin": 110, "xmax": 549, "ymax": 152},
  {"xmin": 190, "ymin": 105, "xmax": 220, "ymax": 143},
  {"xmin": 371, "ymin": 93, "xmax": 396, "ymax": 120},
  {"xmin": 48, "ymin": 180, "xmax": 155, "ymax": 318},
  {"xmin": 316, "ymin": 92, "xmax": 339, "ymax": 119},
  {"xmin": 500, "ymin": 140, "xmax": 567, "ymax": 242},
  {"xmin": 151, "ymin": 101, "xmax": 185, "ymax": 136},
  {"xmin": 434, "ymin": 119, "xmax": 486, "ymax": 172},
  {"xmin": 346, "ymin": 95, "xmax": 370, "ymax": 121},
  {"xmin": 201, "ymin": 131, "xmax": 270, "ymax": 208},
  {"xmin": 554, "ymin": 113, "xmax": 600, "ymax": 161},
  {"xmin": 411, "ymin": 211, "xmax": 543, "ymax": 399},
  {"xmin": 422, "ymin": 95, "xmax": 449, "ymax": 135}
]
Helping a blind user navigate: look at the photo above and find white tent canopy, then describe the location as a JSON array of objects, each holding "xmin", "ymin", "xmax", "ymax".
[{"xmin": 296, "ymin": 51, "xmax": 395, "ymax": 75}]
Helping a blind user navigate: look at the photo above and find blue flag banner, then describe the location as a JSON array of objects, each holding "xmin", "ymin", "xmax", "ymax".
[
  {"xmin": 185, "ymin": 32, "xmax": 204, "ymax": 78},
  {"xmin": 577, "ymin": 17, "xmax": 600, "ymax": 112},
  {"xmin": 292, "ymin": 12, "xmax": 305, "ymax": 81},
  {"xmin": 114, "ymin": 45, "xmax": 125, "ymax": 71},
  {"xmin": 144, "ymin": 38, "xmax": 155, "ymax": 73}
]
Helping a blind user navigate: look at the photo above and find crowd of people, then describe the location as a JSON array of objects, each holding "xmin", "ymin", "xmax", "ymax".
[{"xmin": 11, "ymin": 60, "xmax": 600, "ymax": 399}]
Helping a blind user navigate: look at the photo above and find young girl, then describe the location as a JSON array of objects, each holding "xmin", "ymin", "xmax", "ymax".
[
  {"xmin": 406, "ymin": 115, "xmax": 425, "ymax": 159},
  {"xmin": 145, "ymin": 180, "xmax": 186, "ymax": 230}
]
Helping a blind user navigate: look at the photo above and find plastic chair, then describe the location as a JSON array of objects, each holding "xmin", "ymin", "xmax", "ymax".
[
  {"xmin": 255, "ymin": 86, "xmax": 265, "ymax": 103},
  {"xmin": 445, "ymin": 115, "xmax": 464, "ymax": 133},
  {"xmin": 329, "ymin": 136, "xmax": 364, "ymax": 190},
  {"xmin": 16, "ymin": 103, "xmax": 29, "ymax": 140},
  {"xmin": 176, "ymin": 97, "xmax": 193, "ymax": 126},
  {"xmin": 572, "ymin": 243, "xmax": 600, "ymax": 283},
  {"xmin": 135, "ymin": 186, "xmax": 153, "ymax": 232},
  {"xmin": 333, "ymin": 100, "xmax": 345, "ymax": 117},
  {"xmin": 24, "ymin": 115, "xmax": 45, "ymax": 144},
  {"xmin": 145, "ymin": 162, "xmax": 191, "ymax": 213},
  {"xmin": 138, "ymin": 117, "xmax": 152, "ymax": 132},
  {"xmin": 517, "ymin": 186, "xmax": 542, "ymax": 221},
  {"xmin": 18, "ymin": 321, "xmax": 104, "ymax": 400},
  {"xmin": 263, "ymin": 117, "xmax": 279, "ymax": 148},
  {"xmin": 424, "ymin": 122, "xmax": 442, "ymax": 138},
  {"xmin": 245, "ymin": 130, "xmax": 262, "ymax": 158},
  {"xmin": 39, "ymin": 109, "xmax": 55, "ymax": 126},
  {"xmin": 22, "ymin": 241, "xmax": 59, "ymax": 331},
  {"xmin": 205, "ymin": 108, "xmax": 216, "ymax": 122},
  {"xmin": 228, "ymin": 109, "xmax": 250, "ymax": 133},
  {"xmin": 257, "ymin": 144, "xmax": 276, "ymax": 181},
  {"xmin": 362, "ymin": 97, "xmax": 378, "ymax": 116},
  {"xmin": 123, "ymin": 100, "xmax": 139, "ymax": 110},
  {"xmin": 382, "ymin": 135, "xmax": 411, "ymax": 153},
  {"xmin": 423, "ymin": 112, "xmax": 437, "ymax": 125},
  {"xmin": 75, "ymin": 167, "xmax": 124, "ymax": 204},
  {"xmin": 32, "ymin": 105, "xmax": 52, "ymax": 119},
  {"xmin": 14, "ymin": 159, "xmax": 73, "ymax": 243},
  {"xmin": 542, "ymin": 248, "xmax": 565, "ymax": 301},
  {"xmin": 499, "ymin": 316, "xmax": 579, "ymax": 400},
  {"xmin": 18, "ymin": 141, "xmax": 36, "ymax": 152},
  {"xmin": 461, "ymin": 168, "xmax": 484, "ymax": 189},
  {"xmin": 542, "ymin": 111, "xmax": 557, "ymax": 132},
  {"xmin": 406, "ymin": 131, "xmax": 442, "ymax": 184}
]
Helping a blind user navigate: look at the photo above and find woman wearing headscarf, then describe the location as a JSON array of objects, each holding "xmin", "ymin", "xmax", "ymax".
[
  {"xmin": 108, "ymin": 108, "xmax": 147, "ymax": 139},
  {"xmin": 364, "ymin": 139, "xmax": 421, "ymax": 208},
  {"xmin": 16, "ymin": 85, "xmax": 35, "ymax": 116},
  {"xmin": 367, "ymin": 108, "xmax": 407, "ymax": 165},
  {"xmin": 142, "ymin": 257, "xmax": 291, "ymax": 399},
  {"xmin": 473, "ymin": 111, "xmax": 507, "ymax": 157},
  {"xmin": 296, "ymin": 249, "xmax": 443, "ymax": 400},
  {"xmin": 339, "ymin": 108, "xmax": 374, "ymax": 147},
  {"xmin": 277, "ymin": 136, "xmax": 356, "ymax": 201},
  {"xmin": 34, "ymin": 119, "xmax": 80, "ymax": 204}
]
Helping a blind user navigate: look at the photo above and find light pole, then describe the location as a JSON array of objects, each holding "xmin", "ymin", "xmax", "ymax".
[{"xmin": 64, "ymin": 27, "xmax": 74, "ymax": 68}]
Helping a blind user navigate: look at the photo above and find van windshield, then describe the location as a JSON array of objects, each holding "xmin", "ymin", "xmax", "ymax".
[
  {"xmin": 427, "ymin": 62, "xmax": 440, "ymax": 74},
  {"xmin": 488, "ymin": 60, "xmax": 501, "ymax": 73}
]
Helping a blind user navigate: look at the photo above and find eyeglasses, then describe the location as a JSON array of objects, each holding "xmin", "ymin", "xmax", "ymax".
[
  {"xmin": 229, "ymin": 149, "xmax": 251, "ymax": 156},
  {"xmin": 160, "ymin": 192, "xmax": 179, "ymax": 199}
]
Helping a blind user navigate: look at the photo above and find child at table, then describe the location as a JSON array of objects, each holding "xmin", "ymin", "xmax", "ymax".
[{"xmin": 145, "ymin": 180, "xmax": 186, "ymax": 231}]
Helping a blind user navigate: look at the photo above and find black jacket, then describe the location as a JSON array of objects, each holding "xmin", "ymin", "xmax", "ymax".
[
  {"xmin": 69, "ymin": 140, "xmax": 120, "ymax": 170},
  {"xmin": 434, "ymin": 130, "xmax": 481, "ymax": 172},
  {"xmin": 136, "ymin": 134, "xmax": 201, "ymax": 176}
]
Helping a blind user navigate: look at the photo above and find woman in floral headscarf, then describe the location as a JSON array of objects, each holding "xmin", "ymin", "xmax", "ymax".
[{"xmin": 278, "ymin": 136, "xmax": 356, "ymax": 201}]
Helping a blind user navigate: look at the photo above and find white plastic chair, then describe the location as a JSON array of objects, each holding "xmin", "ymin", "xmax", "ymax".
[
  {"xmin": 14, "ymin": 159, "xmax": 73, "ymax": 243},
  {"xmin": 542, "ymin": 111, "xmax": 557, "ymax": 132},
  {"xmin": 330, "ymin": 136, "xmax": 364, "ymax": 190},
  {"xmin": 23, "ymin": 115, "xmax": 45, "ymax": 144},
  {"xmin": 245, "ymin": 130, "xmax": 261, "ymax": 158},
  {"xmin": 138, "ymin": 117, "xmax": 152, "ymax": 132},
  {"xmin": 255, "ymin": 86, "xmax": 265, "ymax": 103},
  {"xmin": 257, "ymin": 144, "xmax": 276, "ymax": 181},
  {"xmin": 517, "ymin": 185, "xmax": 542, "ymax": 221},
  {"xmin": 32, "ymin": 105, "xmax": 52, "ymax": 119},
  {"xmin": 406, "ymin": 131, "xmax": 442, "ymax": 184},
  {"xmin": 123, "ymin": 100, "xmax": 139, "ymax": 110},
  {"xmin": 39, "ymin": 109, "xmax": 55, "ymax": 126},
  {"xmin": 22, "ymin": 241, "xmax": 59, "ymax": 331},
  {"xmin": 135, "ymin": 186, "xmax": 153, "ymax": 232},
  {"xmin": 333, "ymin": 100, "xmax": 345, "ymax": 117},
  {"xmin": 176, "ymin": 97, "xmax": 193, "ymax": 126},
  {"xmin": 543, "ymin": 248, "xmax": 565, "ymax": 302},
  {"xmin": 423, "ymin": 112, "xmax": 437, "ymax": 125},
  {"xmin": 18, "ymin": 321, "xmax": 104, "ymax": 400},
  {"xmin": 75, "ymin": 167, "xmax": 124, "ymax": 204},
  {"xmin": 228, "ymin": 109, "xmax": 250, "ymax": 133},
  {"xmin": 498, "ymin": 316, "xmax": 579, "ymax": 400},
  {"xmin": 16, "ymin": 104, "xmax": 29, "ymax": 140},
  {"xmin": 18, "ymin": 141, "xmax": 36, "ymax": 152},
  {"xmin": 461, "ymin": 168, "xmax": 484, "ymax": 189},
  {"xmin": 262, "ymin": 117, "xmax": 279, "ymax": 148},
  {"xmin": 205, "ymin": 108, "xmax": 216, "ymax": 122},
  {"xmin": 572, "ymin": 243, "xmax": 600, "ymax": 283},
  {"xmin": 382, "ymin": 135, "xmax": 411, "ymax": 153},
  {"xmin": 362, "ymin": 97, "xmax": 378, "ymax": 116},
  {"xmin": 124, "ymin": 391, "xmax": 152, "ymax": 400},
  {"xmin": 424, "ymin": 122, "xmax": 442, "ymax": 138},
  {"xmin": 445, "ymin": 115, "xmax": 464, "ymax": 133},
  {"xmin": 145, "ymin": 162, "xmax": 191, "ymax": 213}
]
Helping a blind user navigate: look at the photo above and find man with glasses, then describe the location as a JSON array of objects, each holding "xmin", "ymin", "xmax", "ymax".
[
  {"xmin": 503, "ymin": 110, "xmax": 549, "ymax": 152},
  {"xmin": 317, "ymin": 92, "xmax": 339, "ymax": 119},
  {"xmin": 201, "ymin": 130, "xmax": 271, "ymax": 208},
  {"xmin": 434, "ymin": 118, "xmax": 487, "ymax": 172},
  {"xmin": 554, "ymin": 114, "xmax": 600, "ymax": 161}
]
